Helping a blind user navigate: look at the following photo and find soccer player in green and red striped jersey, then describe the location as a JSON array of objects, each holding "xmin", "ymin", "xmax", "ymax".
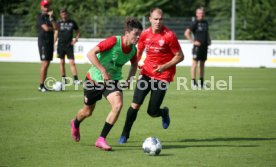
[{"xmin": 70, "ymin": 17, "xmax": 143, "ymax": 151}]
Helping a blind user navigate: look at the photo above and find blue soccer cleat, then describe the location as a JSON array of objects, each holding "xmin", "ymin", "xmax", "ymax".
[
  {"xmin": 118, "ymin": 136, "xmax": 128, "ymax": 144},
  {"xmin": 162, "ymin": 107, "xmax": 170, "ymax": 129}
]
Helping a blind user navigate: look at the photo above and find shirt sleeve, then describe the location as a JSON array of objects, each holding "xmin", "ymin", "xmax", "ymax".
[
  {"xmin": 37, "ymin": 15, "xmax": 44, "ymax": 27},
  {"xmin": 137, "ymin": 32, "xmax": 145, "ymax": 53},
  {"xmin": 168, "ymin": 33, "xmax": 182, "ymax": 54},
  {"xmin": 188, "ymin": 21, "xmax": 197, "ymax": 33},
  {"xmin": 97, "ymin": 36, "xmax": 117, "ymax": 52}
]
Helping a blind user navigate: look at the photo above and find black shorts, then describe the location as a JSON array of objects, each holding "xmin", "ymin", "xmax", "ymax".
[
  {"xmin": 38, "ymin": 44, "xmax": 54, "ymax": 61},
  {"xmin": 57, "ymin": 45, "xmax": 74, "ymax": 59},
  {"xmin": 83, "ymin": 79, "xmax": 123, "ymax": 105},
  {"xmin": 132, "ymin": 75, "xmax": 168, "ymax": 105},
  {"xmin": 192, "ymin": 45, "xmax": 208, "ymax": 61}
]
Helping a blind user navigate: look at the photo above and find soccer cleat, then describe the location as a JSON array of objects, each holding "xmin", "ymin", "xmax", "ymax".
[
  {"xmin": 118, "ymin": 136, "xmax": 128, "ymax": 144},
  {"xmin": 38, "ymin": 86, "xmax": 50, "ymax": 92},
  {"xmin": 62, "ymin": 77, "xmax": 68, "ymax": 84},
  {"xmin": 162, "ymin": 107, "xmax": 170, "ymax": 129},
  {"xmin": 198, "ymin": 83, "xmax": 208, "ymax": 90},
  {"xmin": 95, "ymin": 137, "xmax": 112, "ymax": 151},
  {"xmin": 71, "ymin": 119, "xmax": 80, "ymax": 142},
  {"xmin": 74, "ymin": 80, "xmax": 82, "ymax": 86},
  {"xmin": 191, "ymin": 83, "xmax": 198, "ymax": 90}
]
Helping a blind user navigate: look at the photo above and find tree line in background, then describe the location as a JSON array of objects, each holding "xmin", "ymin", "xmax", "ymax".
[{"xmin": 0, "ymin": 0, "xmax": 275, "ymax": 40}]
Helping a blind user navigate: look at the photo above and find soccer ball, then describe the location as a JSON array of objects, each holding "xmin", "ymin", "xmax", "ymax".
[
  {"xmin": 52, "ymin": 81, "xmax": 63, "ymax": 91},
  {"xmin": 142, "ymin": 137, "xmax": 162, "ymax": 156}
]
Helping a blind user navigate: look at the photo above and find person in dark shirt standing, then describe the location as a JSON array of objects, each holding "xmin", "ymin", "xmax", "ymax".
[
  {"xmin": 55, "ymin": 8, "xmax": 81, "ymax": 85},
  {"xmin": 37, "ymin": 0, "xmax": 57, "ymax": 92},
  {"xmin": 185, "ymin": 7, "xmax": 211, "ymax": 88}
]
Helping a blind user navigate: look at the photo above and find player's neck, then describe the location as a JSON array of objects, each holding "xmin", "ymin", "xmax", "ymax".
[
  {"xmin": 151, "ymin": 26, "xmax": 162, "ymax": 34},
  {"xmin": 41, "ymin": 11, "xmax": 47, "ymax": 15},
  {"xmin": 123, "ymin": 36, "xmax": 132, "ymax": 48}
]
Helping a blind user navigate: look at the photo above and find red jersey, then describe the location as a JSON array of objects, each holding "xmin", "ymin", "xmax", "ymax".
[
  {"xmin": 138, "ymin": 26, "xmax": 181, "ymax": 82},
  {"xmin": 97, "ymin": 36, "xmax": 137, "ymax": 64}
]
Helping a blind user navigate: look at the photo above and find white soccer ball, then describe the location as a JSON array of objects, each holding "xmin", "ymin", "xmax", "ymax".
[
  {"xmin": 142, "ymin": 137, "xmax": 162, "ymax": 156},
  {"xmin": 52, "ymin": 81, "xmax": 63, "ymax": 91}
]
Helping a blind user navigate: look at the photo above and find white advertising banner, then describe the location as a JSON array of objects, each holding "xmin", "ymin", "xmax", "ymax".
[
  {"xmin": 0, "ymin": 37, "xmax": 276, "ymax": 68},
  {"xmin": 180, "ymin": 40, "xmax": 276, "ymax": 68},
  {"xmin": 0, "ymin": 37, "xmax": 100, "ymax": 64}
]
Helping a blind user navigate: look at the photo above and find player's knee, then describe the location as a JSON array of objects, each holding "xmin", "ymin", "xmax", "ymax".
[
  {"xmin": 84, "ymin": 110, "xmax": 92, "ymax": 117},
  {"xmin": 148, "ymin": 112, "xmax": 159, "ymax": 117},
  {"xmin": 147, "ymin": 109, "xmax": 159, "ymax": 117},
  {"xmin": 69, "ymin": 60, "xmax": 76, "ymax": 66}
]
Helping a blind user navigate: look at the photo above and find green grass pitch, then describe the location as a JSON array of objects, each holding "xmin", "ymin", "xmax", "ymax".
[{"xmin": 0, "ymin": 62, "xmax": 276, "ymax": 167}]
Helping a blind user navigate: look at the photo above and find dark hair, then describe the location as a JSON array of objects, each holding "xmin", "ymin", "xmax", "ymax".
[{"xmin": 124, "ymin": 17, "xmax": 143, "ymax": 32}]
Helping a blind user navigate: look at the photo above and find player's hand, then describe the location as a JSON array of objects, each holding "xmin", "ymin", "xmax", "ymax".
[
  {"xmin": 138, "ymin": 61, "xmax": 144, "ymax": 70},
  {"xmin": 193, "ymin": 40, "xmax": 201, "ymax": 46},
  {"xmin": 153, "ymin": 65, "xmax": 165, "ymax": 73},
  {"xmin": 101, "ymin": 71, "xmax": 110, "ymax": 82},
  {"xmin": 71, "ymin": 38, "xmax": 78, "ymax": 45},
  {"xmin": 48, "ymin": 10, "xmax": 53, "ymax": 17},
  {"xmin": 48, "ymin": 10, "xmax": 55, "ymax": 22}
]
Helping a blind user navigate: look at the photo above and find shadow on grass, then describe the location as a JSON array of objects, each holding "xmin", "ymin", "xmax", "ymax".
[
  {"xmin": 179, "ymin": 137, "xmax": 276, "ymax": 142},
  {"xmin": 163, "ymin": 144, "xmax": 258, "ymax": 149},
  {"xmin": 78, "ymin": 137, "xmax": 276, "ymax": 152},
  {"xmin": 160, "ymin": 137, "xmax": 276, "ymax": 149}
]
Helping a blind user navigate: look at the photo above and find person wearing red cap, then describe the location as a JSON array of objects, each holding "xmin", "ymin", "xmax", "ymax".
[
  {"xmin": 36, "ymin": 0, "xmax": 57, "ymax": 92},
  {"xmin": 40, "ymin": 0, "xmax": 50, "ymax": 6}
]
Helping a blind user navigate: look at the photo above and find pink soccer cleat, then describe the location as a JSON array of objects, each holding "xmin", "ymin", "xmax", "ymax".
[
  {"xmin": 71, "ymin": 119, "xmax": 80, "ymax": 142},
  {"xmin": 95, "ymin": 137, "xmax": 112, "ymax": 151}
]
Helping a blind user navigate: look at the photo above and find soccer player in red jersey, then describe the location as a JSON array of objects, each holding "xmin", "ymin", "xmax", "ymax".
[{"xmin": 118, "ymin": 8, "xmax": 184, "ymax": 144}]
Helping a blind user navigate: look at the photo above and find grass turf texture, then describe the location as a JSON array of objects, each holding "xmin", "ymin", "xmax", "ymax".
[{"xmin": 0, "ymin": 62, "xmax": 275, "ymax": 167}]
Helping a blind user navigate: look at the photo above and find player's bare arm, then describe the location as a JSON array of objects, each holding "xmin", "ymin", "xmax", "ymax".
[
  {"xmin": 154, "ymin": 50, "xmax": 184, "ymax": 73},
  {"xmin": 125, "ymin": 59, "xmax": 138, "ymax": 88},
  {"xmin": 41, "ymin": 21, "xmax": 57, "ymax": 32},
  {"xmin": 87, "ymin": 46, "xmax": 110, "ymax": 81},
  {"xmin": 184, "ymin": 28, "xmax": 201, "ymax": 46},
  {"xmin": 41, "ymin": 24, "xmax": 53, "ymax": 32},
  {"xmin": 54, "ymin": 30, "xmax": 58, "ymax": 44},
  {"xmin": 48, "ymin": 10, "xmax": 58, "ymax": 30},
  {"xmin": 71, "ymin": 30, "xmax": 81, "ymax": 45}
]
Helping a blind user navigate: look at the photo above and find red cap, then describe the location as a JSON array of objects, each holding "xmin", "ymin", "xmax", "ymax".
[{"xmin": 40, "ymin": 0, "xmax": 50, "ymax": 6}]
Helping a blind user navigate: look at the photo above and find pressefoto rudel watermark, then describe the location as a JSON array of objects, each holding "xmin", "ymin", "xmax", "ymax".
[
  {"xmin": 177, "ymin": 76, "xmax": 233, "ymax": 90},
  {"xmin": 44, "ymin": 76, "xmax": 233, "ymax": 91}
]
